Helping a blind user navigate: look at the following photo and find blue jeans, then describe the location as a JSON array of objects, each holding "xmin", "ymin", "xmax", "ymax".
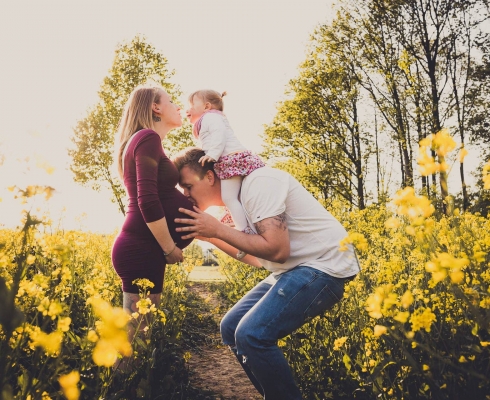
[{"xmin": 220, "ymin": 266, "xmax": 348, "ymax": 400}]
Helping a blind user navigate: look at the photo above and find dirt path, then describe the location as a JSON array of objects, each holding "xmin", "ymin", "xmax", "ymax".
[{"xmin": 185, "ymin": 282, "xmax": 262, "ymax": 400}]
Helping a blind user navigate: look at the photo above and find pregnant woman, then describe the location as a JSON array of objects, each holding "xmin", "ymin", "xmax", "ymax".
[{"xmin": 111, "ymin": 84, "xmax": 194, "ymax": 353}]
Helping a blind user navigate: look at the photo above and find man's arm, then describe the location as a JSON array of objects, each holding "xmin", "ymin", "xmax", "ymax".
[
  {"xmin": 204, "ymin": 237, "xmax": 263, "ymax": 267},
  {"xmin": 175, "ymin": 207, "xmax": 290, "ymax": 263}
]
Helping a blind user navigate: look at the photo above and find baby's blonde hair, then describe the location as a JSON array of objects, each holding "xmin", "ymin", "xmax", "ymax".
[{"xmin": 189, "ymin": 90, "xmax": 227, "ymax": 111}]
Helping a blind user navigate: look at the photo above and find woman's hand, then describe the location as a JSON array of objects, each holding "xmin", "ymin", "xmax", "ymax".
[
  {"xmin": 175, "ymin": 206, "xmax": 223, "ymax": 240},
  {"xmin": 164, "ymin": 246, "xmax": 183, "ymax": 264}
]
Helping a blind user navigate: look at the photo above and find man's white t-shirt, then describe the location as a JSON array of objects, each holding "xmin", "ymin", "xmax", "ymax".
[{"xmin": 240, "ymin": 167, "xmax": 360, "ymax": 278}]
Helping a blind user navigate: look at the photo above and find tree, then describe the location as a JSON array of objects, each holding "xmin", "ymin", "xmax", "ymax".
[
  {"xmin": 384, "ymin": 0, "xmax": 488, "ymax": 211},
  {"xmin": 69, "ymin": 36, "xmax": 193, "ymax": 215},
  {"xmin": 262, "ymin": 22, "xmax": 369, "ymax": 209}
]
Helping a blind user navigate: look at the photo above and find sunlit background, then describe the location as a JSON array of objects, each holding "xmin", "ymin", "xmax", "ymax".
[
  {"xmin": 0, "ymin": 0, "xmax": 483, "ymax": 233},
  {"xmin": 0, "ymin": 0, "xmax": 338, "ymax": 232}
]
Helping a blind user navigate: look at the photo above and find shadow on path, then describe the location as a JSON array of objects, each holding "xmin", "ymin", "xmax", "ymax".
[{"xmin": 184, "ymin": 282, "xmax": 262, "ymax": 400}]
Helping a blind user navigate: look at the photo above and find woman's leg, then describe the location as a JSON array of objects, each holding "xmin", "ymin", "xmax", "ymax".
[
  {"xmin": 220, "ymin": 176, "xmax": 248, "ymax": 231},
  {"xmin": 123, "ymin": 292, "xmax": 162, "ymax": 342},
  {"xmin": 114, "ymin": 292, "xmax": 162, "ymax": 372}
]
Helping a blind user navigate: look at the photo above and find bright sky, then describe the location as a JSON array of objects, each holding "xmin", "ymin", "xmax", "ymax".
[
  {"xmin": 0, "ymin": 0, "xmax": 336, "ymax": 232},
  {"xmin": 0, "ymin": 1, "xmax": 484, "ymax": 233}
]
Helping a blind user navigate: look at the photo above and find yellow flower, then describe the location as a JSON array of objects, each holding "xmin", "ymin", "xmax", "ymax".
[
  {"xmin": 87, "ymin": 297, "xmax": 132, "ymax": 366},
  {"xmin": 449, "ymin": 269, "xmax": 464, "ymax": 284},
  {"xmin": 87, "ymin": 330, "xmax": 98, "ymax": 342},
  {"xmin": 392, "ymin": 187, "xmax": 434, "ymax": 220},
  {"xmin": 333, "ymin": 336, "xmax": 348, "ymax": 350},
  {"xmin": 422, "ymin": 364, "xmax": 430, "ymax": 371},
  {"xmin": 373, "ymin": 325, "xmax": 388, "ymax": 337},
  {"xmin": 30, "ymin": 331, "xmax": 63, "ymax": 356},
  {"xmin": 57, "ymin": 317, "xmax": 71, "ymax": 332},
  {"xmin": 410, "ymin": 307, "xmax": 436, "ymax": 333},
  {"xmin": 425, "ymin": 253, "xmax": 469, "ymax": 284},
  {"xmin": 26, "ymin": 255, "xmax": 36, "ymax": 265},
  {"xmin": 394, "ymin": 311, "xmax": 410, "ymax": 323},
  {"xmin": 92, "ymin": 339, "xmax": 120, "ymax": 367},
  {"xmin": 385, "ymin": 217, "xmax": 400, "ymax": 229},
  {"xmin": 339, "ymin": 232, "xmax": 368, "ymax": 252},
  {"xmin": 458, "ymin": 355, "xmax": 467, "ymax": 363},
  {"xmin": 459, "ymin": 147, "xmax": 468, "ymax": 163},
  {"xmin": 59, "ymin": 371, "xmax": 80, "ymax": 400},
  {"xmin": 432, "ymin": 129, "xmax": 457, "ymax": 157},
  {"xmin": 133, "ymin": 278, "xmax": 155, "ymax": 291},
  {"xmin": 401, "ymin": 291, "xmax": 414, "ymax": 309},
  {"xmin": 136, "ymin": 298, "xmax": 154, "ymax": 315}
]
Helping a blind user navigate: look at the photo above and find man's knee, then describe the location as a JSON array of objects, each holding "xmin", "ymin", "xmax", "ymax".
[{"xmin": 235, "ymin": 323, "xmax": 263, "ymax": 351}]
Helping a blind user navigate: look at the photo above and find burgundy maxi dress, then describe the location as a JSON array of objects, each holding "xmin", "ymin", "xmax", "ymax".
[{"xmin": 111, "ymin": 129, "xmax": 194, "ymax": 294}]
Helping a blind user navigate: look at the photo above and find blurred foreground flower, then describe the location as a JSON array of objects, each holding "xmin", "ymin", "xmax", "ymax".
[
  {"xmin": 59, "ymin": 371, "xmax": 80, "ymax": 400},
  {"xmin": 87, "ymin": 297, "xmax": 132, "ymax": 367}
]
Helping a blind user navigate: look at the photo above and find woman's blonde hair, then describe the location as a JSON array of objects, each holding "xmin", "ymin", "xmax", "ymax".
[
  {"xmin": 116, "ymin": 85, "xmax": 163, "ymax": 179},
  {"xmin": 188, "ymin": 90, "xmax": 227, "ymax": 111}
]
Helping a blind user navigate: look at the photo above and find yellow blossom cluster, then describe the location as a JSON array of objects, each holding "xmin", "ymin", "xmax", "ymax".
[
  {"xmin": 409, "ymin": 307, "xmax": 437, "ymax": 333},
  {"xmin": 339, "ymin": 232, "xmax": 368, "ymax": 252},
  {"xmin": 29, "ymin": 330, "xmax": 63, "ymax": 356},
  {"xmin": 58, "ymin": 371, "xmax": 80, "ymax": 400},
  {"xmin": 87, "ymin": 296, "xmax": 132, "ymax": 367},
  {"xmin": 425, "ymin": 252, "xmax": 469, "ymax": 284},
  {"xmin": 392, "ymin": 187, "xmax": 434, "ymax": 221},
  {"xmin": 333, "ymin": 336, "xmax": 348, "ymax": 350},
  {"xmin": 417, "ymin": 129, "xmax": 457, "ymax": 176},
  {"xmin": 365, "ymin": 284, "xmax": 398, "ymax": 319}
]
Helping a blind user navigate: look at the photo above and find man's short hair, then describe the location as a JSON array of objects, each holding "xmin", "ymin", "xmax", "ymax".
[{"xmin": 173, "ymin": 147, "xmax": 216, "ymax": 179}]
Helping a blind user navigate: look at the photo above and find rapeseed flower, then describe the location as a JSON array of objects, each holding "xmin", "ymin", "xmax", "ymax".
[
  {"xmin": 333, "ymin": 336, "xmax": 348, "ymax": 350},
  {"xmin": 59, "ymin": 371, "xmax": 80, "ymax": 400},
  {"xmin": 88, "ymin": 297, "xmax": 132, "ymax": 367},
  {"xmin": 410, "ymin": 308, "xmax": 436, "ymax": 332},
  {"xmin": 30, "ymin": 330, "xmax": 63, "ymax": 356}
]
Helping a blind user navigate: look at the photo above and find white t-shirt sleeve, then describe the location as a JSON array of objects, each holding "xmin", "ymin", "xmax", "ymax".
[
  {"xmin": 199, "ymin": 113, "xmax": 227, "ymax": 161},
  {"xmin": 242, "ymin": 175, "xmax": 288, "ymax": 224}
]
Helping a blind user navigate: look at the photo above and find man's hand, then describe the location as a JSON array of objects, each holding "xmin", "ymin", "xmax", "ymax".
[
  {"xmin": 175, "ymin": 207, "xmax": 223, "ymax": 240},
  {"xmin": 176, "ymin": 209, "xmax": 291, "ymax": 264},
  {"xmin": 198, "ymin": 155, "xmax": 216, "ymax": 166}
]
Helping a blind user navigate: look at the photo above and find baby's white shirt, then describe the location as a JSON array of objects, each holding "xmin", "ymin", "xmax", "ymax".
[{"xmin": 197, "ymin": 112, "xmax": 246, "ymax": 161}]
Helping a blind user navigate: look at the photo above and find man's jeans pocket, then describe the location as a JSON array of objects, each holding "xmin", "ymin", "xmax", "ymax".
[{"xmin": 303, "ymin": 272, "xmax": 345, "ymax": 319}]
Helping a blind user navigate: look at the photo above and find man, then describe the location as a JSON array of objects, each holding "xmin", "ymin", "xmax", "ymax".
[{"xmin": 173, "ymin": 148, "xmax": 360, "ymax": 400}]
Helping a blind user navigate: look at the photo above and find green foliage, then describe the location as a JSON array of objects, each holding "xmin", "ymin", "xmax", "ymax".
[
  {"xmin": 262, "ymin": 22, "xmax": 369, "ymax": 209},
  {"xmin": 264, "ymin": 0, "xmax": 490, "ymax": 210},
  {"xmin": 68, "ymin": 35, "xmax": 193, "ymax": 215}
]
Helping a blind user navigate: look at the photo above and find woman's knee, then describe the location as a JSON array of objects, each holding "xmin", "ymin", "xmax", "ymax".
[{"xmin": 220, "ymin": 313, "xmax": 237, "ymax": 345}]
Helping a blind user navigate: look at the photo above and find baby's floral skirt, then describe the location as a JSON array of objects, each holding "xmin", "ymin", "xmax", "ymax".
[{"xmin": 214, "ymin": 151, "xmax": 265, "ymax": 180}]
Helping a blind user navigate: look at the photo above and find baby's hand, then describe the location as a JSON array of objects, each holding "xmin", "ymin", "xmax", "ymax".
[{"xmin": 199, "ymin": 155, "xmax": 216, "ymax": 166}]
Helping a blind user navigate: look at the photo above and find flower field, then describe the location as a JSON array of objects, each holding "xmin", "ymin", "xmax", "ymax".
[
  {"xmin": 0, "ymin": 212, "xmax": 197, "ymax": 399},
  {"xmin": 1, "ymin": 133, "xmax": 490, "ymax": 399}
]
